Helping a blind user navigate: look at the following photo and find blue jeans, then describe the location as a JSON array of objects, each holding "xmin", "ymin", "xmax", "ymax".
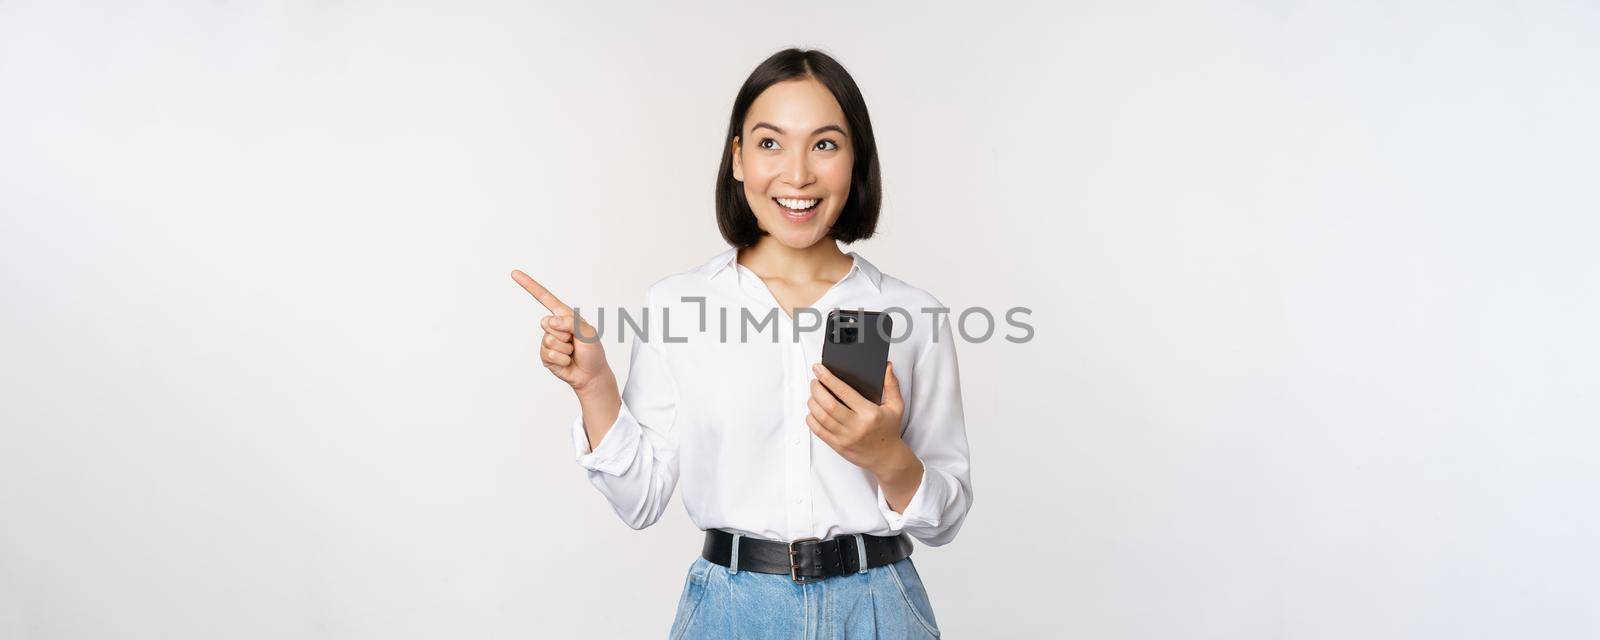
[{"xmin": 668, "ymin": 554, "xmax": 942, "ymax": 639}]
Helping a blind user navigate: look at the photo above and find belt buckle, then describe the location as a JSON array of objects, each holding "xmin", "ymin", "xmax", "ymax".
[{"xmin": 787, "ymin": 536, "xmax": 823, "ymax": 584}]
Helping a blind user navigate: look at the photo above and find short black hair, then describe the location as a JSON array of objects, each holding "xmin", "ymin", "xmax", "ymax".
[{"xmin": 715, "ymin": 48, "xmax": 882, "ymax": 249}]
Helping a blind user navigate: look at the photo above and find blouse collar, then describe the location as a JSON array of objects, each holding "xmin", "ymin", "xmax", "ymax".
[{"xmin": 700, "ymin": 246, "xmax": 883, "ymax": 293}]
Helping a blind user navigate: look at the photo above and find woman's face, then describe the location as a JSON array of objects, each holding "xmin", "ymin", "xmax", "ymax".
[{"xmin": 732, "ymin": 78, "xmax": 854, "ymax": 250}]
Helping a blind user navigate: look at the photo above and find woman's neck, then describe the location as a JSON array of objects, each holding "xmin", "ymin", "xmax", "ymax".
[{"xmin": 736, "ymin": 236, "xmax": 853, "ymax": 285}]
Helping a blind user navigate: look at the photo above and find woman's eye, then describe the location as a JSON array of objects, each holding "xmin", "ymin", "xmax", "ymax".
[
  {"xmin": 815, "ymin": 139, "xmax": 839, "ymax": 151},
  {"xmin": 759, "ymin": 138, "xmax": 780, "ymax": 150}
]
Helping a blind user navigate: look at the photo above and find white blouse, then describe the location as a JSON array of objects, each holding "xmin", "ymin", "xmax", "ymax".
[{"xmin": 569, "ymin": 247, "xmax": 974, "ymax": 546}]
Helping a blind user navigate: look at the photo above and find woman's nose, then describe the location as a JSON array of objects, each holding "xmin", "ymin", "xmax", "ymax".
[{"xmin": 783, "ymin": 149, "xmax": 815, "ymax": 187}]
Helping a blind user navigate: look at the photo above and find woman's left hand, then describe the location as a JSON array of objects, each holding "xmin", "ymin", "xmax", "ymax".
[{"xmin": 807, "ymin": 362, "xmax": 910, "ymax": 475}]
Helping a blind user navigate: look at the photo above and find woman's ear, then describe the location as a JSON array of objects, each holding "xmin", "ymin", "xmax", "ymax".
[{"xmin": 730, "ymin": 137, "xmax": 743, "ymax": 183}]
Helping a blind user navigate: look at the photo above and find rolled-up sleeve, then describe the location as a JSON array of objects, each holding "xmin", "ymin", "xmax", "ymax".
[
  {"xmin": 569, "ymin": 288, "xmax": 679, "ymax": 530},
  {"xmin": 877, "ymin": 310, "xmax": 974, "ymax": 547}
]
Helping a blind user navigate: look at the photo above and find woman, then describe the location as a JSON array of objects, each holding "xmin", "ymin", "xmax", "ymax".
[{"xmin": 512, "ymin": 48, "xmax": 973, "ymax": 639}]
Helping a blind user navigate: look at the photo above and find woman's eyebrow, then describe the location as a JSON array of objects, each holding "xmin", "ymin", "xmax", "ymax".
[{"xmin": 751, "ymin": 121, "xmax": 849, "ymax": 138}]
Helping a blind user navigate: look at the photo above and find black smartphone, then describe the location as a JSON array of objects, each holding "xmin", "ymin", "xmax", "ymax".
[{"xmin": 820, "ymin": 309, "xmax": 894, "ymax": 404}]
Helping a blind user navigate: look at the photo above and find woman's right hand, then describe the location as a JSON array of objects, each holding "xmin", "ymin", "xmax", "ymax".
[{"xmin": 510, "ymin": 269, "xmax": 615, "ymax": 396}]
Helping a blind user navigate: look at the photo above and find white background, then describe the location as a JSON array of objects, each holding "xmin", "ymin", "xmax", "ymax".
[{"xmin": 3, "ymin": 2, "xmax": 1597, "ymax": 638}]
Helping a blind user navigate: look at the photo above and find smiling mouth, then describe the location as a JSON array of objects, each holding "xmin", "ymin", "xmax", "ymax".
[{"xmin": 773, "ymin": 197, "xmax": 821, "ymax": 216}]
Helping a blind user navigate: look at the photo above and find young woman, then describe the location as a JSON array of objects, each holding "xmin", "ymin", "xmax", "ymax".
[{"xmin": 512, "ymin": 48, "xmax": 973, "ymax": 639}]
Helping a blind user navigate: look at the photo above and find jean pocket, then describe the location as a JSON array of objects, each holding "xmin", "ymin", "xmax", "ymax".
[
  {"xmin": 668, "ymin": 557, "xmax": 713, "ymax": 640},
  {"xmin": 887, "ymin": 557, "xmax": 941, "ymax": 638}
]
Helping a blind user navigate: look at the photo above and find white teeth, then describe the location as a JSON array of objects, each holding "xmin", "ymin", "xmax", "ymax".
[{"xmin": 775, "ymin": 197, "xmax": 820, "ymax": 211}]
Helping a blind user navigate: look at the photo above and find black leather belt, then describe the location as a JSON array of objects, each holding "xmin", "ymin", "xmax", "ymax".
[{"xmin": 701, "ymin": 528, "xmax": 913, "ymax": 584}]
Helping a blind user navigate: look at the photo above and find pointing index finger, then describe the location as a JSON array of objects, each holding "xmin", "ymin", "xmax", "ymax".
[{"xmin": 509, "ymin": 269, "xmax": 572, "ymax": 314}]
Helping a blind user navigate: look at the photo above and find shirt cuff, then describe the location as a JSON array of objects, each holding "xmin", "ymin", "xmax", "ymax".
[
  {"xmin": 570, "ymin": 402, "xmax": 641, "ymax": 476},
  {"xmin": 877, "ymin": 465, "xmax": 945, "ymax": 531}
]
